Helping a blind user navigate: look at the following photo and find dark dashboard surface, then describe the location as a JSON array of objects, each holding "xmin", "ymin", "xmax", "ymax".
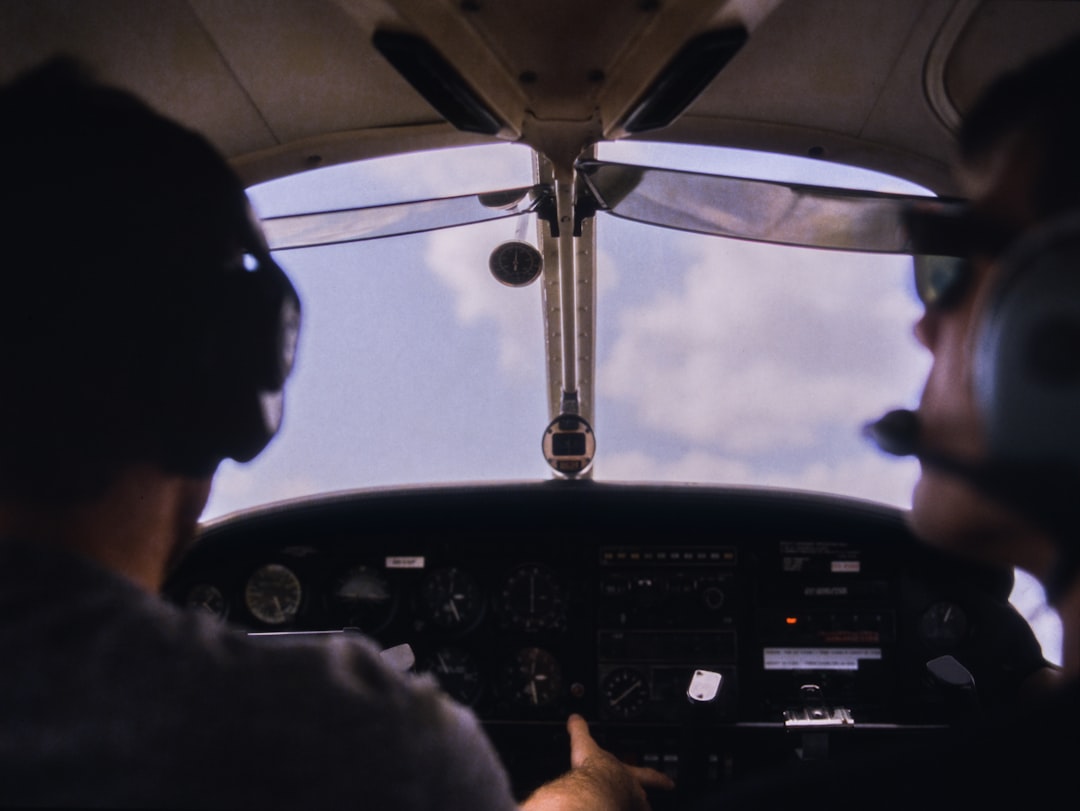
[{"xmin": 164, "ymin": 482, "xmax": 1047, "ymax": 807}]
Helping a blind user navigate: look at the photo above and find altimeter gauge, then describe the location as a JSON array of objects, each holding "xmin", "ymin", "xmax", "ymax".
[{"xmin": 503, "ymin": 646, "xmax": 563, "ymax": 708}]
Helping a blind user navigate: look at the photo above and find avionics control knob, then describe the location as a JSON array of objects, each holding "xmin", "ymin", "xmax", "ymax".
[{"xmin": 702, "ymin": 584, "xmax": 725, "ymax": 610}]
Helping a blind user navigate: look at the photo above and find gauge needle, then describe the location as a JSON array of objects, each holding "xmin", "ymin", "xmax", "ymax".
[
  {"xmin": 529, "ymin": 679, "xmax": 539, "ymax": 704},
  {"xmin": 448, "ymin": 599, "xmax": 461, "ymax": 621},
  {"xmin": 612, "ymin": 680, "xmax": 642, "ymax": 706}
]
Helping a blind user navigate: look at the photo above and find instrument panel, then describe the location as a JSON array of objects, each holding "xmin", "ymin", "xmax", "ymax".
[{"xmin": 164, "ymin": 482, "xmax": 1048, "ymax": 808}]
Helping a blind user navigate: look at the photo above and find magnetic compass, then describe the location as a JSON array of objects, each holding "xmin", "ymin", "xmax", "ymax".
[{"xmin": 489, "ymin": 240, "xmax": 543, "ymax": 287}]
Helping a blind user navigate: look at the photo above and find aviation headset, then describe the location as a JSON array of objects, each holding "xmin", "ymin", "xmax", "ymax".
[
  {"xmin": 960, "ymin": 211, "xmax": 1080, "ymax": 601},
  {"xmin": 868, "ymin": 209, "xmax": 1080, "ymax": 600},
  {"xmin": 973, "ymin": 211, "xmax": 1080, "ymax": 473}
]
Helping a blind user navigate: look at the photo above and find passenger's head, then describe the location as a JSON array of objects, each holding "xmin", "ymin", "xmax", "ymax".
[
  {"xmin": 909, "ymin": 35, "xmax": 1080, "ymax": 592},
  {"xmin": 957, "ymin": 36, "xmax": 1080, "ymax": 221},
  {"xmin": 0, "ymin": 58, "xmax": 299, "ymax": 503}
]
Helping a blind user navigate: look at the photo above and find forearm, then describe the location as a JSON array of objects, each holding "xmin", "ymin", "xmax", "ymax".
[{"xmin": 519, "ymin": 760, "xmax": 647, "ymax": 811}]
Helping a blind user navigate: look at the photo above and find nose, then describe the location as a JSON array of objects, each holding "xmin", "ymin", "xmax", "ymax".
[{"xmin": 914, "ymin": 307, "xmax": 938, "ymax": 350}]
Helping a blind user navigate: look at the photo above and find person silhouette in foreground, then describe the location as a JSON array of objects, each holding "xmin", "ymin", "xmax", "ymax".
[
  {"xmin": 0, "ymin": 58, "xmax": 672, "ymax": 811},
  {"xmin": 688, "ymin": 32, "xmax": 1080, "ymax": 811}
]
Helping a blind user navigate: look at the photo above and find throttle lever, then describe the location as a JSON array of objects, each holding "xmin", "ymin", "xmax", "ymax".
[{"xmin": 783, "ymin": 684, "xmax": 854, "ymax": 760}]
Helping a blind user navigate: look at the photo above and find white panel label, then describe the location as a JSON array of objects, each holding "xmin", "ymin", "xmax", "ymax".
[
  {"xmin": 763, "ymin": 647, "xmax": 881, "ymax": 671},
  {"xmin": 830, "ymin": 560, "xmax": 861, "ymax": 573},
  {"xmin": 386, "ymin": 556, "xmax": 425, "ymax": 569}
]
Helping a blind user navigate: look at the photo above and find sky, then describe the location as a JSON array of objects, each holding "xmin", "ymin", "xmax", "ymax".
[{"xmin": 199, "ymin": 140, "xmax": 1062, "ymax": 665}]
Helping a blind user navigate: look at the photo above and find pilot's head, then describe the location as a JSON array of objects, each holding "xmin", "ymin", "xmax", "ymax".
[
  {"xmin": 909, "ymin": 36, "xmax": 1080, "ymax": 596},
  {"xmin": 0, "ymin": 58, "xmax": 299, "ymax": 504}
]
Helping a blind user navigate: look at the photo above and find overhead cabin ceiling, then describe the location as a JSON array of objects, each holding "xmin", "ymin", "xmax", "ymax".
[{"xmin": 2, "ymin": 0, "xmax": 1080, "ymax": 195}]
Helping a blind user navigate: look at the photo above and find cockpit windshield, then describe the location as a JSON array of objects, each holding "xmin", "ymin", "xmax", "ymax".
[
  {"xmin": 206, "ymin": 142, "xmax": 928, "ymax": 519},
  {"xmin": 203, "ymin": 141, "xmax": 1060, "ymax": 665}
]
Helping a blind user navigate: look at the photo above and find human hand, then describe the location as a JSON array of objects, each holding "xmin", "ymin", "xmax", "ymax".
[{"xmin": 519, "ymin": 714, "xmax": 675, "ymax": 811}]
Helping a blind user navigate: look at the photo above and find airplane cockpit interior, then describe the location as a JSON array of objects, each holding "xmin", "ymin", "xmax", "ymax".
[{"xmin": 4, "ymin": 1, "xmax": 1080, "ymax": 807}]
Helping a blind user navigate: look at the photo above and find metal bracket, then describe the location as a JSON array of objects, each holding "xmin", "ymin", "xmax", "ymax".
[{"xmin": 783, "ymin": 684, "xmax": 854, "ymax": 729}]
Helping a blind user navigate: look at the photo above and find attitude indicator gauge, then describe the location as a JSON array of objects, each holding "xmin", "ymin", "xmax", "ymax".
[{"xmin": 330, "ymin": 565, "xmax": 396, "ymax": 631}]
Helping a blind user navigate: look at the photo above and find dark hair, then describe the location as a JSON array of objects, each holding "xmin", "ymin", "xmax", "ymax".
[
  {"xmin": 959, "ymin": 35, "xmax": 1080, "ymax": 217},
  {"xmin": 0, "ymin": 58, "xmax": 253, "ymax": 501}
]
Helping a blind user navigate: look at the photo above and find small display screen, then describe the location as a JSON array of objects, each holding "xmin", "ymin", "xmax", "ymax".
[
  {"xmin": 763, "ymin": 647, "xmax": 881, "ymax": 671},
  {"xmin": 553, "ymin": 433, "xmax": 587, "ymax": 456}
]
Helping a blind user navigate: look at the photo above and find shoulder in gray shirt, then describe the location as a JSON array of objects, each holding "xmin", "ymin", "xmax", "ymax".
[{"xmin": 0, "ymin": 539, "xmax": 518, "ymax": 810}]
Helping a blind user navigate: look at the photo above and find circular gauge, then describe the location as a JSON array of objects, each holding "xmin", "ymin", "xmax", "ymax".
[
  {"xmin": 489, "ymin": 240, "xmax": 543, "ymax": 287},
  {"xmin": 503, "ymin": 647, "xmax": 563, "ymax": 708},
  {"xmin": 919, "ymin": 600, "xmax": 969, "ymax": 646},
  {"xmin": 494, "ymin": 563, "xmax": 567, "ymax": 632},
  {"xmin": 421, "ymin": 645, "xmax": 484, "ymax": 706},
  {"xmin": 419, "ymin": 567, "xmax": 484, "ymax": 631},
  {"xmin": 601, "ymin": 667, "xmax": 650, "ymax": 720},
  {"xmin": 330, "ymin": 565, "xmax": 396, "ymax": 631},
  {"xmin": 244, "ymin": 563, "xmax": 303, "ymax": 626},
  {"xmin": 185, "ymin": 583, "xmax": 227, "ymax": 620}
]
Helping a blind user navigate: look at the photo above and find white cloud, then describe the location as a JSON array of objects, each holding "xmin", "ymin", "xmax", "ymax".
[
  {"xmin": 424, "ymin": 220, "xmax": 544, "ymax": 377},
  {"xmin": 597, "ymin": 446, "xmax": 920, "ymax": 508},
  {"xmin": 595, "ymin": 448, "xmax": 757, "ymax": 483},
  {"xmin": 368, "ymin": 143, "xmax": 535, "ymax": 199},
  {"xmin": 600, "ymin": 235, "xmax": 929, "ymax": 454}
]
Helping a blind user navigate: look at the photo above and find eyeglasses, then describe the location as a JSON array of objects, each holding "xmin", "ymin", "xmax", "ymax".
[
  {"xmin": 904, "ymin": 204, "xmax": 1017, "ymax": 311},
  {"xmin": 913, "ymin": 254, "xmax": 970, "ymax": 310}
]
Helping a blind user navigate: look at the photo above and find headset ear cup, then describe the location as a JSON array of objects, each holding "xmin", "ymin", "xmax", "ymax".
[
  {"xmin": 975, "ymin": 213, "xmax": 1080, "ymax": 470},
  {"xmin": 213, "ymin": 261, "xmax": 301, "ymax": 465},
  {"xmin": 156, "ymin": 258, "xmax": 300, "ymax": 475}
]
